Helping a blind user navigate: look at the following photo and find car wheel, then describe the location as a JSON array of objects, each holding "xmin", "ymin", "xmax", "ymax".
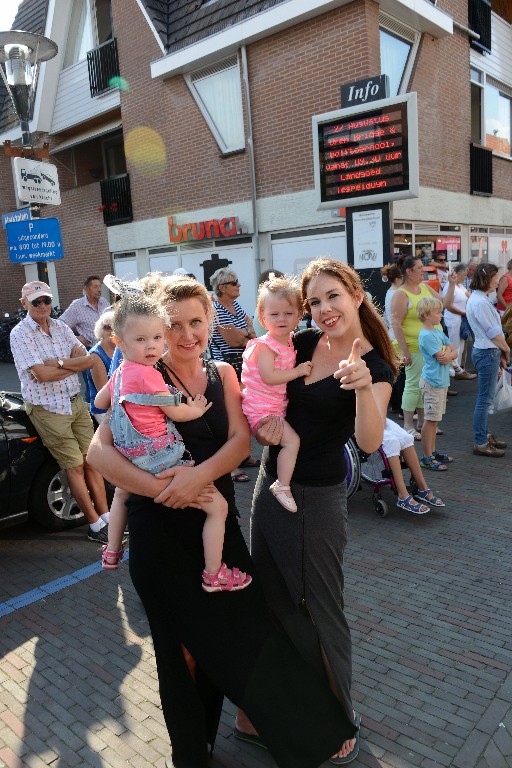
[{"xmin": 28, "ymin": 459, "xmax": 85, "ymax": 530}]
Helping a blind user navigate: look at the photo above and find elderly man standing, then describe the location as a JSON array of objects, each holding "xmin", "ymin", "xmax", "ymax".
[
  {"xmin": 10, "ymin": 281, "xmax": 110, "ymax": 542},
  {"xmin": 60, "ymin": 275, "xmax": 109, "ymax": 348}
]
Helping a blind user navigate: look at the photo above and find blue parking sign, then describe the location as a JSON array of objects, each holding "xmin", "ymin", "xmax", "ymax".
[{"xmin": 6, "ymin": 217, "xmax": 64, "ymax": 263}]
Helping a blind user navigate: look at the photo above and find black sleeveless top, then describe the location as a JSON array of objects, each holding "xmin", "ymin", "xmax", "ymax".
[
  {"xmin": 155, "ymin": 358, "xmax": 237, "ymax": 514},
  {"xmin": 263, "ymin": 329, "xmax": 394, "ymax": 486}
]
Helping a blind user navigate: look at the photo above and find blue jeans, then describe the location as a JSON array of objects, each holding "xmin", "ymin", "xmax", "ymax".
[{"xmin": 471, "ymin": 347, "xmax": 500, "ymax": 445}]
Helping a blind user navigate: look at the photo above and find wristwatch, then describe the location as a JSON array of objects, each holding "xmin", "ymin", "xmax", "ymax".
[{"xmin": 57, "ymin": 358, "xmax": 64, "ymax": 368}]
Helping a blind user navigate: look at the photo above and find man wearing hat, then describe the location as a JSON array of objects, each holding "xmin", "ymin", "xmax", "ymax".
[{"xmin": 10, "ymin": 281, "xmax": 111, "ymax": 542}]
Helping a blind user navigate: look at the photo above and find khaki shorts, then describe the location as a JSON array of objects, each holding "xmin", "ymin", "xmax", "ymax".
[
  {"xmin": 25, "ymin": 395, "xmax": 94, "ymax": 469},
  {"xmin": 419, "ymin": 379, "xmax": 447, "ymax": 422}
]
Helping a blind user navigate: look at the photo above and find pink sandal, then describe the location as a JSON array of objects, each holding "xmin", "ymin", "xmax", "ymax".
[
  {"xmin": 102, "ymin": 545, "xmax": 125, "ymax": 571},
  {"xmin": 202, "ymin": 563, "xmax": 252, "ymax": 593}
]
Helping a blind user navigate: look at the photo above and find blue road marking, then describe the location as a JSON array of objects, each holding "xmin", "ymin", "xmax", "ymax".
[{"xmin": 0, "ymin": 549, "xmax": 129, "ymax": 617}]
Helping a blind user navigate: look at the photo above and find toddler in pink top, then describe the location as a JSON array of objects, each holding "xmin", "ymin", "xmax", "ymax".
[
  {"xmin": 242, "ymin": 276, "xmax": 312, "ymax": 512},
  {"xmin": 95, "ymin": 293, "xmax": 251, "ymax": 594}
]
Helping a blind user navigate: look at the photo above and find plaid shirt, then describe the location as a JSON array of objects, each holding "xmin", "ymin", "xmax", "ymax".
[
  {"xmin": 60, "ymin": 295, "xmax": 109, "ymax": 346},
  {"xmin": 10, "ymin": 315, "xmax": 87, "ymax": 415}
]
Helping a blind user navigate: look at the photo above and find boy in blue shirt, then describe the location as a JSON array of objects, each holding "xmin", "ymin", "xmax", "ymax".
[{"xmin": 417, "ymin": 297, "xmax": 458, "ymax": 471}]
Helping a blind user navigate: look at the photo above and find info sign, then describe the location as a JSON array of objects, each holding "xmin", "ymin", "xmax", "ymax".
[
  {"xmin": 312, "ymin": 93, "xmax": 419, "ymax": 210},
  {"xmin": 13, "ymin": 158, "xmax": 61, "ymax": 206},
  {"xmin": 6, "ymin": 217, "xmax": 64, "ymax": 263}
]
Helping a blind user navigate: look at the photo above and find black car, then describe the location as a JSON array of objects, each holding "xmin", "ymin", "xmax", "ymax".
[{"xmin": 0, "ymin": 391, "xmax": 85, "ymax": 530}]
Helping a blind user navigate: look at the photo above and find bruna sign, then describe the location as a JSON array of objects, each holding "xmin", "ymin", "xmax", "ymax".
[
  {"xmin": 312, "ymin": 93, "xmax": 419, "ymax": 210},
  {"xmin": 168, "ymin": 216, "xmax": 239, "ymax": 243}
]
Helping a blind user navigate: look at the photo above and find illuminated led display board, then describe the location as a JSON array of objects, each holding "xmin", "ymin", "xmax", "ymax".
[{"xmin": 312, "ymin": 93, "xmax": 419, "ymax": 210}]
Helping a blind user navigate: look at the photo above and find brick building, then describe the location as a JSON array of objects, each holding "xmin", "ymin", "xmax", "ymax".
[{"xmin": 0, "ymin": 0, "xmax": 510, "ymax": 316}]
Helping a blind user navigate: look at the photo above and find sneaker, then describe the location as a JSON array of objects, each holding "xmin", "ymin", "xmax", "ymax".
[
  {"xmin": 473, "ymin": 442, "xmax": 505, "ymax": 457},
  {"xmin": 447, "ymin": 388, "xmax": 458, "ymax": 396},
  {"xmin": 454, "ymin": 371, "xmax": 477, "ymax": 380},
  {"xmin": 87, "ymin": 523, "xmax": 109, "ymax": 543},
  {"xmin": 488, "ymin": 434, "xmax": 507, "ymax": 449}
]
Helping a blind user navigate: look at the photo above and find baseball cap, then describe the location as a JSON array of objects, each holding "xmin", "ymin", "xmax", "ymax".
[{"xmin": 21, "ymin": 281, "xmax": 53, "ymax": 302}]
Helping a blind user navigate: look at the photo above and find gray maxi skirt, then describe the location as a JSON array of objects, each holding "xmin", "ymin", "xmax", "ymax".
[{"xmin": 251, "ymin": 467, "xmax": 354, "ymax": 723}]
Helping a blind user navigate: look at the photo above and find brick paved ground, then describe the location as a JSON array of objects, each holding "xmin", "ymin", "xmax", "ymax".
[{"xmin": 1, "ymin": 365, "xmax": 511, "ymax": 768}]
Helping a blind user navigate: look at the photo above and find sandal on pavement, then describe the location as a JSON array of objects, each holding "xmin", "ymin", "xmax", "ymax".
[
  {"xmin": 231, "ymin": 471, "xmax": 250, "ymax": 483},
  {"xmin": 239, "ymin": 456, "xmax": 261, "ymax": 469},
  {"xmin": 202, "ymin": 563, "xmax": 252, "ymax": 593},
  {"xmin": 269, "ymin": 480, "xmax": 297, "ymax": 512},
  {"xmin": 406, "ymin": 428, "xmax": 421, "ymax": 441},
  {"xmin": 420, "ymin": 455, "xmax": 447, "ymax": 471},
  {"xmin": 414, "ymin": 488, "xmax": 445, "ymax": 507},
  {"xmin": 433, "ymin": 451, "xmax": 452, "ymax": 463},
  {"xmin": 102, "ymin": 545, "xmax": 125, "ymax": 571},
  {"xmin": 329, "ymin": 713, "xmax": 361, "ymax": 765},
  {"xmin": 232, "ymin": 727, "xmax": 268, "ymax": 750},
  {"xmin": 396, "ymin": 494, "xmax": 429, "ymax": 515}
]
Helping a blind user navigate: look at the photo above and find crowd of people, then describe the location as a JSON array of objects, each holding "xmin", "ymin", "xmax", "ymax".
[{"xmin": 9, "ymin": 254, "xmax": 511, "ymax": 768}]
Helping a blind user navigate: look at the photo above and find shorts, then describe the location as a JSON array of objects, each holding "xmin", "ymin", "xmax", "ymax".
[
  {"xmin": 381, "ymin": 418, "xmax": 414, "ymax": 458},
  {"xmin": 419, "ymin": 379, "xmax": 447, "ymax": 422},
  {"xmin": 25, "ymin": 395, "xmax": 94, "ymax": 469}
]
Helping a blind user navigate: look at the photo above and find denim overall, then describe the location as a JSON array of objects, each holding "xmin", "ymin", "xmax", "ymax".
[{"xmin": 110, "ymin": 364, "xmax": 189, "ymax": 474}]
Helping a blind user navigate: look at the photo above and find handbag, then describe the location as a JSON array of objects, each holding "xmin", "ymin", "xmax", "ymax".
[
  {"xmin": 221, "ymin": 351, "xmax": 243, "ymax": 382},
  {"xmin": 460, "ymin": 315, "xmax": 473, "ymax": 340},
  {"xmin": 489, "ymin": 368, "xmax": 512, "ymax": 414}
]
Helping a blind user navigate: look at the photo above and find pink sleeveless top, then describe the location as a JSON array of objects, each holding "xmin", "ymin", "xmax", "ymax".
[{"xmin": 241, "ymin": 333, "xmax": 296, "ymax": 430}]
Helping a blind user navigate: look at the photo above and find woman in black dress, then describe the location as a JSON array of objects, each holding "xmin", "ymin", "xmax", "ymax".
[
  {"xmin": 249, "ymin": 259, "xmax": 398, "ymax": 764},
  {"xmin": 88, "ymin": 276, "xmax": 356, "ymax": 768}
]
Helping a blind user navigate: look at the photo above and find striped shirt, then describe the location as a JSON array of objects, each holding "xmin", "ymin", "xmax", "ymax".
[
  {"xmin": 60, "ymin": 295, "xmax": 109, "ymax": 346},
  {"xmin": 210, "ymin": 300, "xmax": 249, "ymax": 360},
  {"xmin": 10, "ymin": 315, "xmax": 87, "ymax": 415}
]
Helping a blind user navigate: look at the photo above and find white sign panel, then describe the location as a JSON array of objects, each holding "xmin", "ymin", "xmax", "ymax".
[
  {"xmin": 352, "ymin": 209, "xmax": 383, "ymax": 269},
  {"xmin": 13, "ymin": 158, "xmax": 61, "ymax": 205}
]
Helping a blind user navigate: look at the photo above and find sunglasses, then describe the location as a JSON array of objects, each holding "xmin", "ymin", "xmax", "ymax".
[
  {"xmin": 31, "ymin": 296, "xmax": 52, "ymax": 307},
  {"xmin": 221, "ymin": 280, "xmax": 239, "ymax": 287}
]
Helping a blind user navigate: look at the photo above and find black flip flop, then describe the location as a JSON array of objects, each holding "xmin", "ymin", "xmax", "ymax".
[
  {"xmin": 232, "ymin": 472, "xmax": 250, "ymax": 483},
  {"xmin": 232, "ymin": 727, "xmax": 268, "ymax": 750},
  {"xmin": 238, "ymin": 457, "xmax": 261, "ymax": 469},
  {"xmin": 329, "ymin": 712, "xmax": 361, "ymax": 765}
]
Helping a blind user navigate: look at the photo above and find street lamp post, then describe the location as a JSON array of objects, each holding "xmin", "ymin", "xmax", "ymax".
[
  {"xmin": 0, "ymin": 30, "xmax": 58, "ymax": 217},
  {"xmin": 0, "ymin": 30, "xmax": 58, "ymax": 282}
]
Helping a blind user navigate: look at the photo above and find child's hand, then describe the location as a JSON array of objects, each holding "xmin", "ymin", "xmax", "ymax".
[
  {"xmin": 186, "ymin": 394, "xmax": 212, "ymax": 414},
  {"xmin": 295, "ymin": 360, "xmax": 312, "ymax": 377}
]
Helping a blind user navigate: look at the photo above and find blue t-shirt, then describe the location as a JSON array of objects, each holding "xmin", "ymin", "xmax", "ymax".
[{"xmin": 419, "ymin": 327, "xmax": 451, "ymax": 388}]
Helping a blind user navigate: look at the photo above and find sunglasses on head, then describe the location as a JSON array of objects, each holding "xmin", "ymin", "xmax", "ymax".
[
  {"xmin": 31, "ymin": 296, "xmax": 52, "ymax": 307},
  {"xmin": 221, "ymin": 280, "xmax": 239, "ymax": 287}
]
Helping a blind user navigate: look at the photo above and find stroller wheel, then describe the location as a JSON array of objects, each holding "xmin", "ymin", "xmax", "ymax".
[
  {"xmin": 408, "ymin": 475, "xmax": 418, "ymax": 496},
  {"xmin": 374, "ymin": 499, "xmax": 389, "ymax": 518}
]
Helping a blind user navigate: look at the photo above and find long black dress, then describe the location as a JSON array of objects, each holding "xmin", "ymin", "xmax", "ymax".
[{"xmin": 127, "ymin": 359, "xmax": 356, "ymax": 768}]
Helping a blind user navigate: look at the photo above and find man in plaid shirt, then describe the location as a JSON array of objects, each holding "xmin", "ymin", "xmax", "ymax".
[{"xmin": 10, "ymin": 281, "xmax": 111, "ymax": 542}]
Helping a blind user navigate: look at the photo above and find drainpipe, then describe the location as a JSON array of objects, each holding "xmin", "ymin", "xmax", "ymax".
[
  {"xmin": 452, "ymin": 20, "xmax": 480, "ymax": 41},
  {"xmin": 240, "ymin": 45, "xmax": 260, "ymax": 281}
]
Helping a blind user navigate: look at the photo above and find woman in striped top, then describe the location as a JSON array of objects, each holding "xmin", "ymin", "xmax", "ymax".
[
  {"xmin": 209, "ymin": 268, "xmax": 255, "ymax": 378},
  {"xmin": 241, "ymin": 276, "xmax": 312, "ymax": 512}
]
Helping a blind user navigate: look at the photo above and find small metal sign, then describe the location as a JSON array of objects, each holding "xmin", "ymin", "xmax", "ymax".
[
  {"xmin": 13, "ymin": 158, "xmax": 61, "ymax": 205},
  {"xmin": 6, "ymin": 217, "xmax": 64, "ymax": 263},
  {"xmin": 340, "ymin": 75, "xmax": 390, "ymax": 107}
]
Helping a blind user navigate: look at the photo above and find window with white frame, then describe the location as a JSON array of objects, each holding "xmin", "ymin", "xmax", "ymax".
[
  {"xmin": 471, "ymin": 68, "xmax": 512, "ymax": 157},
  {"xmin": 380, "ymin": 14, "xmax": 420, "ymax": 96},
  {"xmin": 185, "ymin": 56, "xmax": 245, "ymax": 154},
  {"xmin": 63, "ymin": 0, "xmax": 95, "ymax": 67}
]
